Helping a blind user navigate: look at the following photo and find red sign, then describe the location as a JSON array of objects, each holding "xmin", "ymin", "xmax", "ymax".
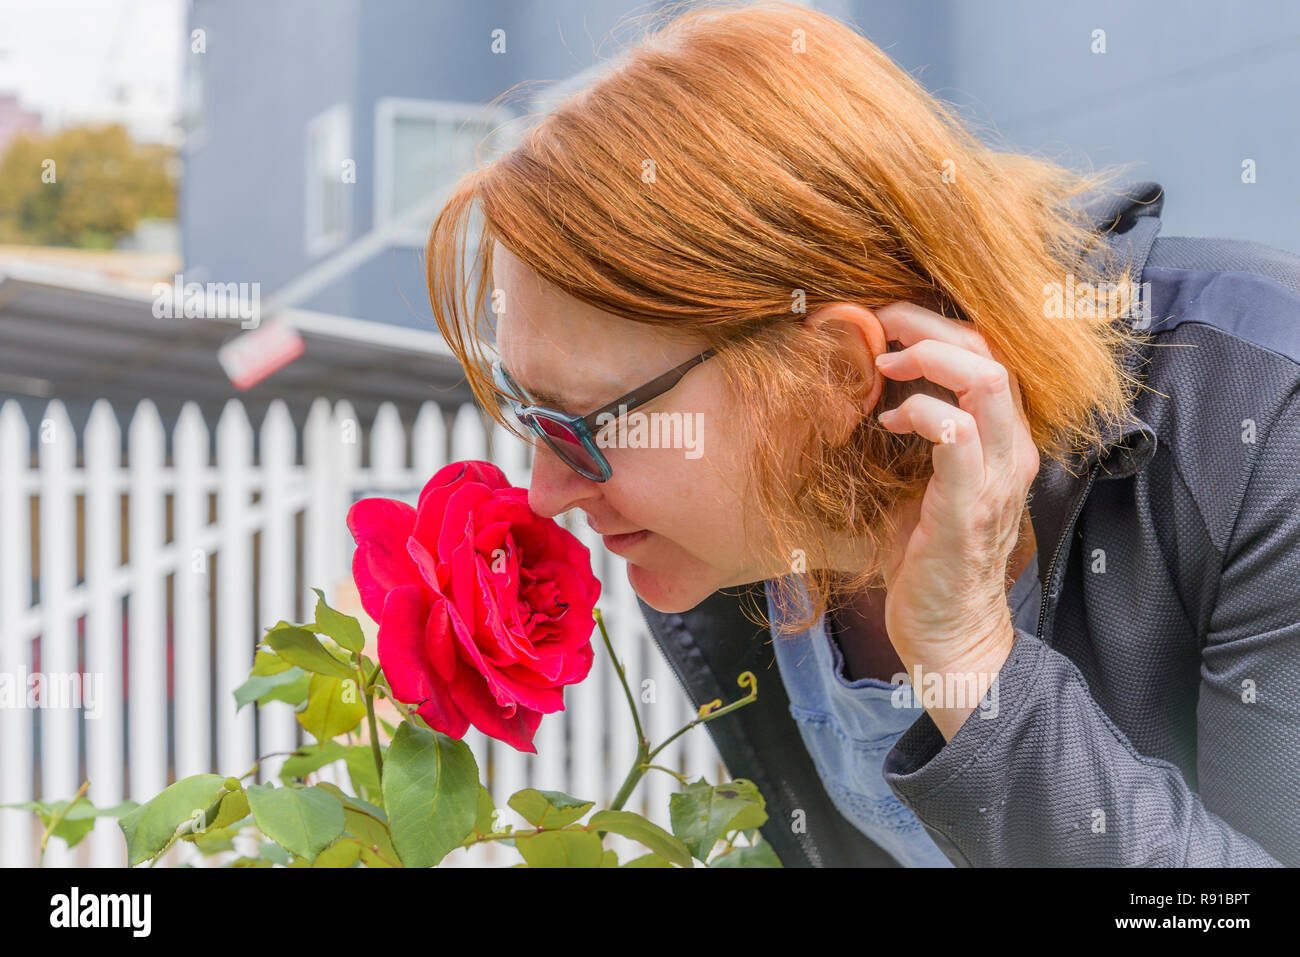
[{"xmin": 217, "ymin": 320, "xmax": 305, "ymax": 389}]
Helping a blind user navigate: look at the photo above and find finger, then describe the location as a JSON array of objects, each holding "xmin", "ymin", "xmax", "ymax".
[
  {"xmin": 875, "ymin": 301, "xmax": 993, "ymax": 358},
  {"xmin": 879, "ymin": 392, "xmax": 984, "ymax": 508},
  {"xmin": 876, "ymin": 338, "xmax": 1019, "ymax": 469},
  {"xmin": 874, "ymin": 301, "xmax": 1026, "ymax": 417}
]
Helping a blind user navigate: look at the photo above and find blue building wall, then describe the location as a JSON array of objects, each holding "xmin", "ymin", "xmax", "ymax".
[
  {"xmin": 181, "ymin": 0, "xmax": 1300, "ymax": 335},
  {"xmin": 181, "ymin": 0, "xmax": 358, "ymax": 302}
]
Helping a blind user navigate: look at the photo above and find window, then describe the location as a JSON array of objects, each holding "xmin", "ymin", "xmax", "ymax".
[
  {"xmin": 179, "ymin": 41, "xmax": 205, "ymax": 151},
  {"xmin": 374, "ymin": 99, "xmax": 518, "ymax": 246},
  {"xmin": 304, "ymin": 103, "xmax": 352, "ymax": 257}
]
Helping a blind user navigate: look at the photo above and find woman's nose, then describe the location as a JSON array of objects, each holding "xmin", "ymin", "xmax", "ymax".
[{"xmin": 526, "ymin": 442, "xmax": 600, "ymax": 520}]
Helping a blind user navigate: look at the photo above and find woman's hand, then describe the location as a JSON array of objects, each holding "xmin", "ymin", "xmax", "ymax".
[{"xmin": 871, "ymin": 301, "xmax": 1040, "ymax": 741}]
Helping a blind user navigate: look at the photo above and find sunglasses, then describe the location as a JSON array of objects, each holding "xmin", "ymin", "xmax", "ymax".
[{"xmin": 490, "ymin": 349, "xmax": 717, "ymax": 481}]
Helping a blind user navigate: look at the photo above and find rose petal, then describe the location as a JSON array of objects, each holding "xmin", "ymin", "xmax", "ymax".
[
  {"xmin": 377, "ymin": 584, "xmax": 469, "ymax": 738},
  {"xmin": 501, "ymin": 641, "xmax": 593, "ymax": 698},
  {"xmin": 417, "ymin": 460, "xmax": 489, "ymax": 508},
  {"xmin": 469, "ymin": 550, "xmax": 517, "ymax": 665},
  {"xmin": 407, "ymin": 536, "xmax": 450, "ymax": 598},
  {"xmin": 424, "ymin": 596, "xmax": 457, "ymax": 684},
  {"xmin": 433, "ymin": 483, "xmax": 496, "ymax": 566},
  {"xmin": 416, "ymin": 460, "xmax": 508, "ymax": 524},
  {"xmin": 443, "ymin": 596, "xmax": 514, "ymax": 709},
  {"xmin": 347, "ymin": 498, "xmax": 422, "ymax": 623},
  {"xmin": 473, "ymin": 519, "xmax": 511, "ymax": 559},
  {"xmin": 447, "ymin": 667, "xmax": 544, "ymax": 754}
]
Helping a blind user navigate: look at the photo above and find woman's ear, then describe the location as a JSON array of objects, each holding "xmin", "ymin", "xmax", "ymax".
[{"xmin": 804, "ymin": 302, "xmax": 889, "ymax": 444}]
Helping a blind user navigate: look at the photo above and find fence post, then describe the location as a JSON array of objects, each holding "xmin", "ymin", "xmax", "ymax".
[
  {"xmin": 39, "ymin": 400, "xmax": 78, "ymax": 867},
  {"xmin": 85, "ymin": 399, "xmax": 125, "ymax": 866},
  {"xmin": 411, "ymin": 401, "xmax": 447, "ymax": 481},
  {"xmin": 257, "ymin": 400, "xmax": 298, "ymax": 787},
  {"xmin": 127, "ymin": 400, "xmax": 168, "ymax": 808},
  {"xmin": 173, "ymin": 402, "xmax": 212, "ymax": 782},
  {"xmin": 217, "ymin": 400, "xmax": 255, "ymax": 779},
  {"xmin": 0, "ymin": 401, "xmax": 33, "ymax": 867}
]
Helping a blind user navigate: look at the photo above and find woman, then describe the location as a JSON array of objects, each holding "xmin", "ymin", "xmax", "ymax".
[{"xmin": 426, "ymin": 1, "xmax": 1300, "ymax": 866}]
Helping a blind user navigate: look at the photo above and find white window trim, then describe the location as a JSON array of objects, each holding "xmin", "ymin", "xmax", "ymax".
[
  {"xmin": 373, "ymin": 98, "xmax": 519, "ymax": 247},
  {"xmin": 180, "ymin": 45, "xmax": 208, "ymax": 155},
  {"xmin": 304, "ymin": 102, "xmax": 352, "ymax": 259}
]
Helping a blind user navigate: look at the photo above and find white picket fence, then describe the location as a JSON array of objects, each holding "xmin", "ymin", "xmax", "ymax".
[{"xmin": 0, "ymin": 395, "xmax": 727, "ymax": 867}]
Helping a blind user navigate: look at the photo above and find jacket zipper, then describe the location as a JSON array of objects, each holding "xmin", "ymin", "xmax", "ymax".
[
  {"xmin": 654, "ymin": 620, "xmax": 706, "ymax": 715},
  {"xmin": 1035, "ymin": 466, "xmax": 1097, "ymax": 643}
]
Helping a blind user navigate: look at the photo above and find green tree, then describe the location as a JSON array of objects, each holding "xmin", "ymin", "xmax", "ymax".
[{"xmin": 0, "ymin": 122, "xmax": 176, "ymax": 248}]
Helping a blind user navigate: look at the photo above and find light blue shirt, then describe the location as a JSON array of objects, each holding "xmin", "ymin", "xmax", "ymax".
[{"xmin": 764, "ymin": 556, "xmax": 1041, "ymax": 867}]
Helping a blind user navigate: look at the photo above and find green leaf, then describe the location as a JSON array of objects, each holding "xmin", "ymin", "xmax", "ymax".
[
  {"xmin": 6, "ymin": 796, "xmax": 140, "ymax": 851},
  {"xmin": 296, "ymin": 673, "xmax": 367, "ymax": 742},
  {"xmin": 251, "ymin": 650, "xmax": 292, "ymax": 676},
  {"xmin": 513, "ymin": 828, "xmax": 604, "ymax": 867},
  {"xmin": 44, "ymin": 802, "xmax": 95, "ymax": 849},
  {"xmin": 118, "ymin": 774, "xmax": 226, "ymax": 866},
  {"xmin": 315, "ymin": 781, "xmax": 387, "ymax": 821},
  {"xmin": 588, "ymin": 809, "xmax": 692, "ymax": 867},
  {"xmin": 210, "ymin": 789, "xmax": 250, "ymax": 831},
  {"xmin": 313, "ymin": 838, "xmax": 363, "ymax": 868},
  {"xmin": 599, "ymin": 848, "xmax": 620, "ymax": 867},
  {"xmin": 234, "ymin": 666, "xmax": 311, "ymax": 711},
  {"xmin": 189, "ymin": 828, "xmax": 237, "ymax": 855},
  {"xmin": 258, "ymin": 841, "xmax": 290, "ymax": 866},
  {"xmin": 622, "ymin": 852, "xmax": 675, "ymax": 868},
  {"xmin": 245, "ymin": 784, "xmax": 346, "ymax": 861},
  {"xmin": 262, "ymin": 625, "xmax": 354, "ymax": 680},
  {"xmin": 64, "ymin": 798, "xmax": 139, "ymax": 820},
  {"xmin": 341, "ymin": 807, "xmax": 400, "ymax": 867},
  {"xmin": 461, "ymin": 784, "xmax": 500, "ymax": 847},
  {"xmin": 180, "ymin": 787, "xmax": 249, "ymax": 840},
  {"xmin": 266, "ymin": 670, "xmax": 313, "ymax": 706},
  {"xmin": 708, "ymin": 837, "xmax": 783, "ymax": 867},
  {"xmin": 507, "ymin": 789, "xmax": 594, "ymax": 829},
  {"xmin": 344, "ymin": 745, "xmax": 382, "ymax": 803},
  {"xmin": 668, "ymin": 778, "xmax": 770, "ymax": 862},
  {"xmin": 381, "ymin": 721, "xmax": 479, "ymax": 867},
  {"xmin": 231, "ymin": 855, "xmax": 273, "ymax": 867},
  {"xmin": 279, "ymin": 741, "xmax": 348, "ymax": 782},
  {"xmin": 378, "ymin": 715, "xmax": 399, "ymax": 737},
  {"xmin": 312, "ymin": 587, "xmax": 366, "ymax": 652}
]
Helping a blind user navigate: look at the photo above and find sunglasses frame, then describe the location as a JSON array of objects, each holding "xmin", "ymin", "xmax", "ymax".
[{"xmin": 491, "ymin": 348, "xmax": 717, "ymax": 482}]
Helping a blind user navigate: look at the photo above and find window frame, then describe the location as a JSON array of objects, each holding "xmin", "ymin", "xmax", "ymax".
[
  {"xmin": 303, "ymin": 101, "xmax": 353, "ymax": 258},
  {"xmin": 372, "ymin": 98, "xmax": 519, "ymax": 247}
]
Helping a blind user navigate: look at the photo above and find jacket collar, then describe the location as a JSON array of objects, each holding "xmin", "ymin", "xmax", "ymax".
[
  {"xmin": 1077, "ymin": 179, "xmax": 1164, "ymax": 478},
  {"xmin": 1029, "ymin": 181, "xmax": 1164, "ymax": 607}
]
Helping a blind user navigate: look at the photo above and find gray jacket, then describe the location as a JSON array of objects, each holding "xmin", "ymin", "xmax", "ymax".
[{"xmin": 636, "ymin": 181, "xmax": 1300, "ymax": 866}]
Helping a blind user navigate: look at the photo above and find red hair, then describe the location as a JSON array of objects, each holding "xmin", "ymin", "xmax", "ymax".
[{"xmin": 426, "ymin": 0, "xmax": 1148, "ymax": 634}]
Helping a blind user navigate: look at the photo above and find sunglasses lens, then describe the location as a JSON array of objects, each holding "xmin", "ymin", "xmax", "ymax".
[{"xmin": 528, "ymin": 414, "xmax": 605, "ymax": 479}]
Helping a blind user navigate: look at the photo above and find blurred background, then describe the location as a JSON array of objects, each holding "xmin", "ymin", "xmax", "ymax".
[{"xmin": 1, "ymin": 0, "xmax": 1297, "ymax": 867}]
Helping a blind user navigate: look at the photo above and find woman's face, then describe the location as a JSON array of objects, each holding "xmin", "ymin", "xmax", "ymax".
[{"xmin": 492, "ymin": 241, "xmax": 795, "ymax": 613}]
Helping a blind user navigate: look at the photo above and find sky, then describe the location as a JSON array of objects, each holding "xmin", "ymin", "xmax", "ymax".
[{"xmin": 0, "ymin": 0, "xmax": 185, "ymax": 143}]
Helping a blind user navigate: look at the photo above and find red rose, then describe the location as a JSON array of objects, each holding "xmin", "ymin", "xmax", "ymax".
[{"xmin": 347, "ymin": 460, "xmax": 600, "ymax": 753}]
